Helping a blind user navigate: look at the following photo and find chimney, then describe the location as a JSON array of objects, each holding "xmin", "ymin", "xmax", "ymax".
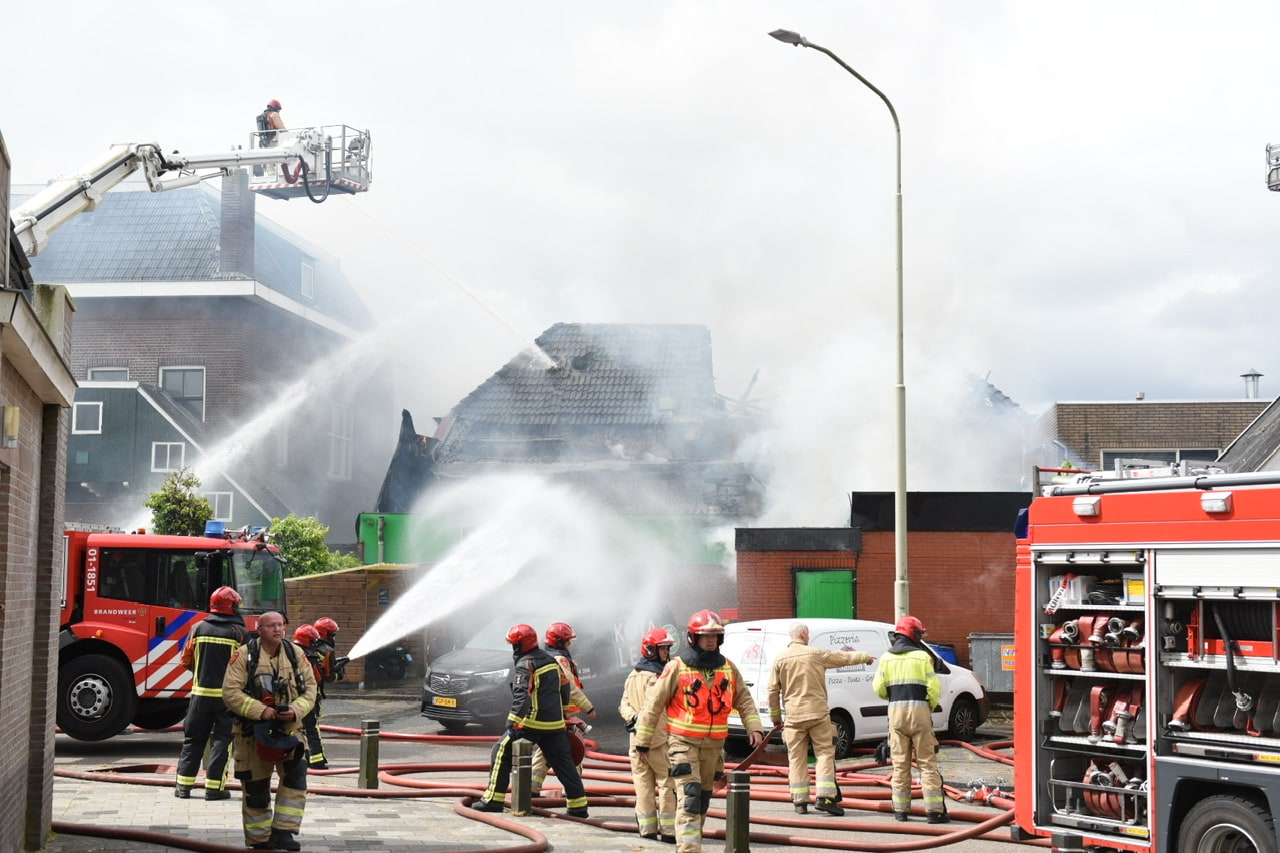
[
  {"xmin": 220, "ymin": 169, "xmax": 255, "ymax": 278},
  {"xmin": 1241, "ymin": 368, "xmax": 1263, "ymax": 399}
]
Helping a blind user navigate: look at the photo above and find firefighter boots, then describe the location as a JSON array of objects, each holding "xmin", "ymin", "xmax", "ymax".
[
  {"xmin": 794, "ymin": 802, "xmax": 808, "ymax": 815},
  {"xmin": 472, "ymin": 799, "xmax": 504, "ymax": 813},
  {"xmin": 567, "ymin": 807, "xmax": 590, "ymax": 818},
  {"xmin": 927, "ymin": 812, "xmax": 951, "ymax": 825},
  {"xmin": 173, "ymin": 785, "xmax": 191, "ymax": 799},
  {"xmin": 894, "ymin": 811, "xmax": 909, "ymax": 822},
  {"xmin": 815, "ymin": 797, "xmax": 845, "ymax": 816},
  {"xmin": 205, "ymin": 789, "xmax": 231, "ymax": 801}
]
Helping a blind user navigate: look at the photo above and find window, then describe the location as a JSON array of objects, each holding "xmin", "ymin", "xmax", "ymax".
[
  {"xmin": 98, "ymin": 547, "xmax": 198, "ymax": 609},
  {"xmin": 1100, "ymin": 449, "xmax": 1220, "ymax": 471},
  {"xmin": 72, "ymin": 402, "xmax": 103, "ymax": 434},
  {"xmin": 328, "ymin": 405, "xmax": 353, "ymax": 480},
  {"xmin": 87, "ymin": 367, "xmax": 128, "ymax": 381},
  {"xmin": 152, "ymin": 441, "xmax": 185, "ymax": 472},
  {"xmin": 159, "ymin": 366, "xmax": 206, "ymax": 421},
  {"xmin": 301, "ymin": 260, "xmax": 315, "ymax": 300},
  {"xmin": 206, "ymin": 491, "xmax": 233, "ymax": 522}
]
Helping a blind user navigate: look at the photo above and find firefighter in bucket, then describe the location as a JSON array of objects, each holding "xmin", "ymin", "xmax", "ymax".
[
  {"xmin": 223, "ymin": 611, "xmax": 318, "ymax": 851},
  {"xmin": 636, "ymin": 610, "xmax": 764, "ymax": 853}
]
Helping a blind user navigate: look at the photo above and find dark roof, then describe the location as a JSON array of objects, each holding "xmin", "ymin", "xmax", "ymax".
[
  {"xmin": 1216, "ymin": 400, "xmax": 1280, "ymax": 471},
  {"xmin": 451, "ymin": 322, "xmax": 723, "ymax": 427}
]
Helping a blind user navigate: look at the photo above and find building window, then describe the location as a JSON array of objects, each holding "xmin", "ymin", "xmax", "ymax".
[
  {"xmin": 301, "ymin": 260, "xmax": 315, "ymax": 300},
  {"xmin": 328, "ymin": 406, "xmax": 353, "ymax": 481},
  {"xmin": 88, "ymin": 367, "xmax": 129, "ymax": 381},
  {"xmin": 159, "ymin": 366, "xmax": 206, "ymax": 421},
  {"xmin": 205, "ymin": 491, "xmax": 233, "ymax": 522},
  {"xmin": 72, "ymin": 402, "xmax": 103, "ymax": 434},
  {"xmin": 1100, "ymin": 449, "xmax": 1220, "ymax": 471},
  {"xmin": 152, "ymin": 442, "xmax": 186, "ymax": 472}
]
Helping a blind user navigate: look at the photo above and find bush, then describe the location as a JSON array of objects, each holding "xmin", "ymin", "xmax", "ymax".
[
  {"xmin": 144, "ymin": 468, "xmax": 213, "ymax": 536},
  {"xmin": 270, "ymin": 514, "xmax": 360, "ymax": 577}
]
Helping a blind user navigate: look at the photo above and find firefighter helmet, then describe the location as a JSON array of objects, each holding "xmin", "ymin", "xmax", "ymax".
[
  {"xmin": 314, "ymin": 617, "xmax": 340, "ymax": 641},
  {"xmin": 268, "ymin": 99, "xmax": 282, "ymax": 110},
  {"xmin": 507, "ymin": 623, "xmax": 538, "ymax": 654},
  {"xmin": 893, "ymin": 615, "xmax": 926, "ymax": 642},
  {"xmin": 640, "ymin": 627, "xmax": 675, "ymax": 660},
  {"xmin": 545, "ymin": 622, "xmax": 577, "ymax": 650},
  {"xmin": 209, "ymin": 586, "xmax": 241, "ymax": 615},
  {"xmin": 686, "ymin": 609, "xmax": 726, "ymax": 648},
  {"xmin": 293, "ymin": 625, "xmax": 321, "ymax": 647}
]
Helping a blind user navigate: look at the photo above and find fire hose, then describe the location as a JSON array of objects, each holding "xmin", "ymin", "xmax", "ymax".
[{"xmin": 52, "ymin": 726, "xmax": 1039, "ymax": 852}]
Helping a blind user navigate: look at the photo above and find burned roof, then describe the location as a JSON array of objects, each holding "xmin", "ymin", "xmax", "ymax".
[{"xmin": 451, "ymin": 322, "xmax": 723, "ymax": 428}]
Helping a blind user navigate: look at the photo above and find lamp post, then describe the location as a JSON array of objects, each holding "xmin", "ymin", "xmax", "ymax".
[{"xmin": 769, "ymin": 29, "xmax": 909, "ymax": 618}]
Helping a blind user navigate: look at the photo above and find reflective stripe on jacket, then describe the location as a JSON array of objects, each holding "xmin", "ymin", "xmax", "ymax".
[
  {"xmin": 509, "ymin": 647, "xmax": 570, "ymax": 731},
  {"xmin": 872, "ymin": 645, "xmax": 940, "ymax": 709},
  {"xmin": 181, "ymin": 613, "xmax": 247, "ymax": 698}
]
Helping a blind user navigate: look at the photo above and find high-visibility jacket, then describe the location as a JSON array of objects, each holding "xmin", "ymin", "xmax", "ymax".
[
  {"xmin": 635, "ymin": 652, "xmax": 762, "ymax": 742},
  {"xmin": 222, "ymin": 639, "xmax": 318, "ymax": 739},
  {"xmin": 619, "ymin": 659, "xmax": 668, "ymax": 748},
  {"xmin": 180, "ymin": 613, "xmax": 248, "ymax": 699},
  {"xmin": 509, "ymin": 647, "xmax": 570, "ymax": 732},
  {"xmin": 550, "ymin": 648, "xmax": 593, "ymax": 716},
  {"xmin": 872, "ymin": 640, "xmax": 941, "ymax": 709}
]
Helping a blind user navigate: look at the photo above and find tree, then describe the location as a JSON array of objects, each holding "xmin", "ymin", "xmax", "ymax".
[
  {"xmin": 144, "ymin": 468, "xmax": 214, "ymax": 536},
  {"xmin": 269, "ymin": 514, "xmax": 361, "ymax": 577}
]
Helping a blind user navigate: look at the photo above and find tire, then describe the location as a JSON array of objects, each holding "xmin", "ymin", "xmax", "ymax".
[
  {"xmin": 947, "ymin": 696, "xmax": 981, "ymax": 742},
  {"xmin": 830, "ymin": 710, "xmax": 855, "ymax": 760},
  {"xmin": 58, "ymin": 654, "xmax": 137, "ymax": 741},
  {"xmin": 1180, "ymin": 794, "xmax": 1276, "ymax": 853},
  {"xmin": 132, "ymin": 701, "xmax": 189, "ymax": 731}
]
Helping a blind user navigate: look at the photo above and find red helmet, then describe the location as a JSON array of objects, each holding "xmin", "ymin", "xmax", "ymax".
[
  {"xmin": 314, "ymin": 617, "xmax": 340, "ymax": 641},
  {"xmin": 686, "ymin": 609, "xmax": 726, "ymax": 648},
  {"xmin": 545, "ymin": 622, "xmax": 577, "ymax": 650},
  {"xmin": 209, "ymin": 586, "xmax": 241, "ymax": 615},
  {"xmin": 268, "ymin": 99, "xmax": 282, "ymax": 110},
  {"xmin": 293, "ymin": 625, "xmax": 321, "ymax": 647},
  {"xmin": 507, "ymin": 623, "xmax": 538, "ymax": 654},
  {"xmin": 640, "ymin": 627, "xmax": 675, "ymax": 660},
  {"xmin": 893, "ymin": 615, "xmax": 926, "ymax": 642}
]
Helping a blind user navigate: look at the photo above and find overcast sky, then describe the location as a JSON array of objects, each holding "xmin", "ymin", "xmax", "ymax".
[{"xmin": 7, "ymin": 2, "xmax": 1280, "ymax": 512}]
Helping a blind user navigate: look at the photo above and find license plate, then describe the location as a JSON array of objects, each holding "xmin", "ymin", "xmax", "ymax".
[
  {"xmin": 404, "ymin": 653, "xmax": 414, "ymax": 662},
  {"xmin": 432, "ymin": 696, "xmax": 457, "ymax": 708}
]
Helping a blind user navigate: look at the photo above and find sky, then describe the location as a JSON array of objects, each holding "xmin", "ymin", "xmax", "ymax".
[{"xmin": 6, "ymin": 1, "xmax": 1280, "ymax": 517}]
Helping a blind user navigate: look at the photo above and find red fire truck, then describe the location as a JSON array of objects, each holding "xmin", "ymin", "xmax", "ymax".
[
  {"xmin": 58, "ymin": 524, "xmax": 287, "ymax": 741},
  {"xmin": 1016, "ymin": 464, "xmax": 1280, "ymax": 852}
]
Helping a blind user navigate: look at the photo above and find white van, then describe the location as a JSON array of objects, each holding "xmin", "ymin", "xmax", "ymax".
[{"xmin": 721, "ymin": 618, "xmax": 988, "ymax": 758}]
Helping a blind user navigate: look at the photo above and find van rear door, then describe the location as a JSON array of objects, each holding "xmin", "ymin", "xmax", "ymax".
[{"xmin": 722, "ymin": 624, "xmax": 789, "ymax": 723}]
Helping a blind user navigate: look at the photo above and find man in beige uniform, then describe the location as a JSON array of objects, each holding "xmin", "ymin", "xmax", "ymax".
[{"xmin": 768, "ymin": 623, "xmax": 875, "ymax": 816}]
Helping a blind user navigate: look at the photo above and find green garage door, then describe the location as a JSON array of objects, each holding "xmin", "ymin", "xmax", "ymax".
[{"xmin": 795, "ymin": 570, "xmax": 855, "ymax": 619}]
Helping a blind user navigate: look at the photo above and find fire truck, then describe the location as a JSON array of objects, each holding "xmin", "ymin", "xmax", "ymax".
[
  {"xmin": 1016, "ymin": 464, "xmax": 1280, "ymax": 852},
  {"xmin": 58, "ymin": 523, "xmax": 288, "ymax": 741}
]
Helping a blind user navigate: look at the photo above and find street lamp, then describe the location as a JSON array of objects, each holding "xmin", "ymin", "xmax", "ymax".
[{"xmin": 769, "ymin": 28, "xmax": 909, "ymax": 619}]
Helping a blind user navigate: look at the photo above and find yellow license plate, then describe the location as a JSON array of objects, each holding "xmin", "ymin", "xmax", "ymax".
[{"xmin": 432, "ymin": 696, "xmax": 458, "ymax": 708}]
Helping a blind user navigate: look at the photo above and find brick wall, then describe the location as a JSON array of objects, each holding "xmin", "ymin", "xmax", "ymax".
[
  {"xmin": 735, "ymin": 528, "xmax": 1015, "ymax": 667},
  {"xmin": 1051, "ymin": 401, "xmax": 1266, "ymax": 467}
]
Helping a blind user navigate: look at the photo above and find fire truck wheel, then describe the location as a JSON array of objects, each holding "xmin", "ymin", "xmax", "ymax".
[
  {"xmin": 947, "ymin": 696, "xmax": 981, "ymax": 742},
  {"xmin": 830, "ymin": 710, "xmax": 855, "ymax": 760},
  {"xmin": 58, "ymin": 654, "xmax": 137, "ymax": 741},
  {"xmin": 1180, "ymin": 794, "xmax": 1276, "ymax": 853}
]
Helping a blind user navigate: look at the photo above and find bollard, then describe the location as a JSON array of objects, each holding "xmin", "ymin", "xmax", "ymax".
[
  {"xmin": 358, "ymin": 719, "xmax": 380, "ymax": 789},
  {"xmin": 510, "ymin": 739, "xmax": 533, "ymax": 816},
  {"xmin": 724, "ymin": 770, "xmax": 751, "ymax": 853}
]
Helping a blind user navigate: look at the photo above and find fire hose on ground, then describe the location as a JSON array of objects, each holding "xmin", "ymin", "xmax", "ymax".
[{"xmin": 51, "ymin": 725, "xmax": 1040, "ymax": 852}]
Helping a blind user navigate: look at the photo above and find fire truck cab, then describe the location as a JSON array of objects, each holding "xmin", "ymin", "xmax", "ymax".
[
  {"xmin": 1016, "ymin": 464, "xmax": 1280, "ymax": 852},
  {"xmin": 58, "ymin": 524, "xmax": 287, "ymax": 741}
]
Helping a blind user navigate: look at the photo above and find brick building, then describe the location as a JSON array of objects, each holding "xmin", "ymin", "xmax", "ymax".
[
  {"xmin": 1033, "ymin": 400, "xmax": 1266, "ymax": 470},
  {"xmin": 1, "ymin": 130, "xmax": 78, "ymax": 851},
  {"xmin": 735, "ymin": 491, "xmax": 1030, "ymax": 667}
]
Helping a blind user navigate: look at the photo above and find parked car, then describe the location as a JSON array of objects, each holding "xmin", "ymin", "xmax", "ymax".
[
  {"xmin": 421, "ymin": 611, "xmax": 676, "ymax": 733},
  {"xmin": 721, "ymin": 618, "xmax": 989, "ymax": 758}
]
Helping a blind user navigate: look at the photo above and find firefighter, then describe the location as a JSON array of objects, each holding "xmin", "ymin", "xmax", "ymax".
[
  {"xmin": 472, "ymin": 623, "xmax": 590, "ymax": 819},
  {"xmin": 292, "ymin": 624, "xmax": 330, "ymax": 770},
  {"xmin": 872, "ymin": 614, "xmax": 947, "ymax": 824},
  {"xmin": 635, "ymin": 610, "xmax": 764, "ymax": 853},
  {"xmin": 529, "ymin": 621, "xmax": 596, "ymax": 797},
  {"xmin": 767, "ymin": 622, "xmax": 875, "ymax": 816},
  {"xmin": 175, "ymin": 586, "xmax": 249, "ymax": 800},
  {"xmin": 619, "ymin": 627, "xmax": 677, "ymax": 843},
  {"xmin": 223, "ymin": 611, "xmax": 318, "ymax": 851},
  {"xmin": 312, "ymin": 617, "xmax": 346, "ymax": 686}
]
